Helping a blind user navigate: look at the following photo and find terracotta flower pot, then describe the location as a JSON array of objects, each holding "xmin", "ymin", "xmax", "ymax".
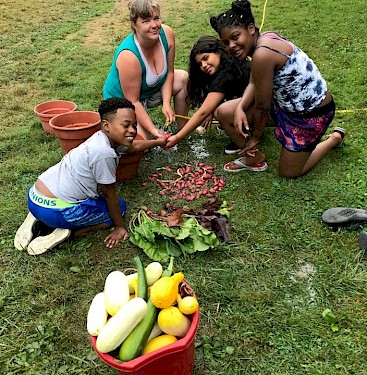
[
  {"xmin": 49, "ymin": 111, "xmax": 101, "ymax": 154},
  {"xmin": 116, "ymin": 134, "xmax": 145, "ymax": 182},
  {"xmin": 34, "ymin": 100, "xmax": 77, "ymax": 134}
]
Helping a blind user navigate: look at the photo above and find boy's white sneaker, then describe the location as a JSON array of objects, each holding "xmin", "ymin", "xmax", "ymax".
[
  {"xmin": 14, "ymin": 212, "xmax": 38, "ymax": 250},
  {"xmin": 27, "ymin": 228, "xmax": 71, "ymax": 255}
]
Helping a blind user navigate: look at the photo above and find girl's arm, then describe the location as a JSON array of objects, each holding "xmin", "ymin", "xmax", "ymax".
[
  {"xmin": 127, "ymin": 136, "xmax": 167, "ymax": 152},
  {"xmin": 243, "ymin": 49, "xmax": 275, "ymax": 150},
  {"xmin": 166, "ymin": 92, "xmax": 224, "ymax": 147},
  {"xmin": 116, "ymin": 51, "xmax": 162, "ymax": 137},
  {"xmin": 160, "ymin": 25, "xmax": 175, "ymax": 125},
  {"xmin": 234, "ymin": 75, "xmax": 256, "ymax": 137},
  {"xmin": 98, "ymin": 183, "xmax": 128, "ymax": 248}
]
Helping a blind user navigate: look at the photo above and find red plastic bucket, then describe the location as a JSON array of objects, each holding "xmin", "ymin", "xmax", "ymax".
[{"xmin": 90, "ymin": 304, "xmax": 199, "ymax": 375}]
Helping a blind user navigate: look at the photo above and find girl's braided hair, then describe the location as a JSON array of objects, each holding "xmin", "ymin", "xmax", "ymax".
[{"xmin": 210, "ymin": 0, "xmax": 256, "ymax": 35}]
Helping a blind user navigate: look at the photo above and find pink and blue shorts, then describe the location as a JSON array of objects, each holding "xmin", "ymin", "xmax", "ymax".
[
  {"xmin": 273, "ymin": 99, "xmax": 335, "ymax": 152},
  {"xmin": 27, "ymin": 185, "xmax": 126, "ymax": 230}
]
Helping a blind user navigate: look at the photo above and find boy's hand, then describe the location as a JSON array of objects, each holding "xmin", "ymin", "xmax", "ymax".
[
  {"xmin": 104, "ymin": 227, "xmax": 128, "ymax": 248},
  {"xmin": 156, "ymin": 135, "xmax": 168, "ymax": 147}
]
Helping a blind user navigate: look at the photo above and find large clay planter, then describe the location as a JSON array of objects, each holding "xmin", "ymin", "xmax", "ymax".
[
  {"xmin": 116, "ymin": 134, "xmax": 145, "ymax": 182},
  {"xmin": 49, "ymin": 111, "xmax": 101, "ymax": 154},
  {"xmin": 34, "ymin": 100, "xmax": 77, "ymax": 134}
]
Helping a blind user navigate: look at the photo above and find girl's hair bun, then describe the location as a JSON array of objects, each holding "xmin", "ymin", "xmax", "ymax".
[{"xmin": 232, "ymin": 0, "xmax": 251, "ymax": 15}]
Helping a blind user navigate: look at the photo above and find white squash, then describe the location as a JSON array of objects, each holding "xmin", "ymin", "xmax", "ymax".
[
  {"xmin": 104, "ymin": 271, "xmax": 130, "ymax": 316},
  {"xmin": 96, "ymin": 297, "xmax": 147, "ymax": 353},
  {"xmin": 147, "ymin": 321, "xmax": 163, "ymax": 342},
  {"xmin": 87, "ymin": 292, "xmax": 108, "ymax": 336}
]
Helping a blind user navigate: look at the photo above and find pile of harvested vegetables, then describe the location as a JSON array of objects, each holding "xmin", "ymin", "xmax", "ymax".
[
  {"xmin": 129, "ymin": 198, "xmax": 231, "ymax": 262},
  {"xmin": 142, "ymin": 162, "xmax": 226, "ymax": 201}
]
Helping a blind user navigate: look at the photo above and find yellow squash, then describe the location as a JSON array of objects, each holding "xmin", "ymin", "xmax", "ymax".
[
  {"xmin": 150, "ymin": 272, "xmax": 184, "ymax": 309},
  {"xmin": 157, "ymin": 306, "xmax": 191, "ymax": 337},
  {"xmin": 142, "ymin": 334, "xmax": 177, "ymax": 355}
]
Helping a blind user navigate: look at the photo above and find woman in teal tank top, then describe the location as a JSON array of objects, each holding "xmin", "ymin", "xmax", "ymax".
[{"xmin": 103, "ymin": 0, "xmax": 189, "ymax": 138}]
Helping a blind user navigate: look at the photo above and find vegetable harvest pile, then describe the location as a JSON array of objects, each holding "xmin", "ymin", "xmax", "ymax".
[
  {"xmin": 129, "ymin": 198, "xmax": 231, "ymax": 262},
  {"xmin": 142, "ymin": 162, "xmax": 226, "ymax": 201},
  {"xmin": 88, "ymin": 257, "xmax": 199, "ymax": 363}
]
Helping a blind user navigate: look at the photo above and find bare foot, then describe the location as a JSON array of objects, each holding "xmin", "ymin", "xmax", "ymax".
[{"xmin": 243, "ymin": 150, "xmax": 266, "ymax": 165}]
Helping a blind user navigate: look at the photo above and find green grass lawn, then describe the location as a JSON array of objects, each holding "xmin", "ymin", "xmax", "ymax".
[{"xmin": 1, "ymin": 0, "xmax": 366, "ymax": 374}]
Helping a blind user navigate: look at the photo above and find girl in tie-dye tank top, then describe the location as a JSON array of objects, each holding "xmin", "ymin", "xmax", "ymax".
[{"xmin": 210, "ymin": 0, "xmax": 346, "ymax": 178}]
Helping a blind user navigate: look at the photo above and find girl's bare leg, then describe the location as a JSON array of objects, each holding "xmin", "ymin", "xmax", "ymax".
[
  {"xmin": 215, "ymin": 99, "xmax": 264, "ymax": 166},
  {"xmin": 279, "ymin": 131, "xmax": 343, "ymax": 178},
  {"xmin": 215, "ymin": 99, "xmax": 248, "ymax": 147},
  {"xmin": 173, "ymin": 69, "xmax": 189, "ymax": 128}
]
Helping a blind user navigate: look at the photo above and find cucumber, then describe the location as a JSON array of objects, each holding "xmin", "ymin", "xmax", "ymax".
[
  {"xmin": 119, "ymin": 299, "xmax": 159, "ymax": 361},
  {"xmin": 118, "ymin": 257, "xmax": 174, "ymax": 361},
  {"xmin": 134, "ymin": 256, "xmax": 148, "ymax": 301}
]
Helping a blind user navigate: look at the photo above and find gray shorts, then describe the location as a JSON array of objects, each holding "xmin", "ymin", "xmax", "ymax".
[{"xmin": 141, "ymin": 91, "xmax": 162, "ymax": 109}]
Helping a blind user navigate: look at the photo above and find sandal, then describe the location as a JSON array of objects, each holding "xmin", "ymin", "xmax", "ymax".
[
  {"xmin": 358, "ymin": 232, "xmax": 367, "ymax": 259},
  {"xmin": 224, "ymin": 158, "xmax": 268, "ymax": 172},
  {"xmin": 322, "ymin": 207, "xmax": 367, "ymax": 226}
]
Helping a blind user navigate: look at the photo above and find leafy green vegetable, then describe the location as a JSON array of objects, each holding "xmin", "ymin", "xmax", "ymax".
[{"xmin": 129, "ymin": 208, "xmax": 221, "ymax": 262}]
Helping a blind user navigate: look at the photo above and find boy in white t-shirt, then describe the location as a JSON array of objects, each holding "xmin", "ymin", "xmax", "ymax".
[{"xmin": 14, "ymin": 97, "xmax": 167, "ymax": 255}]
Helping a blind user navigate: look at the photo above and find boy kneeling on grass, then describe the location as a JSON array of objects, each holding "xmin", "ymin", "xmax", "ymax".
[{"xmin": 14, "ymin": 97, "xmax": 167, "ymax": 255}]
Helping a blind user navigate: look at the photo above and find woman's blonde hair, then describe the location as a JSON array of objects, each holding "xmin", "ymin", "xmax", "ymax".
[{"xmin": 129, "ymin": 0, "xmax": 160, "ymax": 29}]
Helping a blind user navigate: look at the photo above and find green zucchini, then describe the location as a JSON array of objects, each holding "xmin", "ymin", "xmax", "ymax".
[
  {"xmin": 118, "ymin": 257, "xmax": 174, "ymax": 362},
  {"xmin": 119, "ymin": 299, "xmax": 159, "ymax": 361},
  {"xmin": 134, "ymin": 256, "xmax": 148, "ymax": 301}
]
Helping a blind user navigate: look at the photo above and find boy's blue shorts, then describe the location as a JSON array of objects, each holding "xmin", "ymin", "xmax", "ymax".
[{"xmin": 27, "ymin": 185, "xmax": 126, "ymax": 230}]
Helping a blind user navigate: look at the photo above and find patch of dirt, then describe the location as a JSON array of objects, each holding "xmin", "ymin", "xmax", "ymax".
[
  {"xmin": 82, "ymin": 0, "xmax": 130, "ymax": 47},
  {"xmin": 81, "ymin": 0, "xmax": 198, "ymax": 48}
]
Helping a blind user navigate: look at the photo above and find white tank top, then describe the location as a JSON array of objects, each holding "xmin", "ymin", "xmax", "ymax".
[{"xmin": 134, "ymin": 36, "xmax": 168, "ymax": 87}]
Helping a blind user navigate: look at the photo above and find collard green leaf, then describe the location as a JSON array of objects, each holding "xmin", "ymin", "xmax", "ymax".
[
  {"xmin": 192, "ymin": 237, "xmax": 211, "ymax": 251},
  {"xmin": 134, "ymin": 224, "xmax": 155, "ymax": 242},
  {"xmin": 130, "ymin": 232, "xmax": 169, "ymax": 262},
  {"xmin": 165, "ymin": 239, "xmax": 182, "ymax": 257},
  {"xmin": 178, "ymin": 237, "xmax": 197, "ymax": 254},
  {"xmin": 129, "ymin": 208, "xmax": 223, "ymax": 261}
]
